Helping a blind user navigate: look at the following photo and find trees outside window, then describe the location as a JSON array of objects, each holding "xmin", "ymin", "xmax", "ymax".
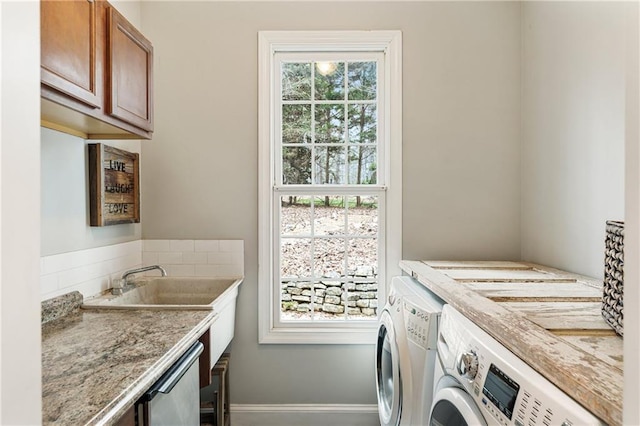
[{"xmin": 259, "ymin": 31, "xmax": 402, "ymax": 344}]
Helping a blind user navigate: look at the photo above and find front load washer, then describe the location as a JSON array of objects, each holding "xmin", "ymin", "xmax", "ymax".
[
  {"xmin": 376, "ymin": 276, "xmax": 444, "ymax": 426},
  {"xmin": 429, "ymin": 305, "xmax": 605, "ymax": 426}
]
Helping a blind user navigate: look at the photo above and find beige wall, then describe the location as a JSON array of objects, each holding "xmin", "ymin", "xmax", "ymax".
[
  {"xmin": 624, "ymin": 3, "xmax": 640, "ymax": 424},
  {"xmin": 140, "ymin": 1, "xmax": 521, "ymax": 405},
  {"xmin": 520, "ymin": 2, "xmax": 628, "ymax": 279},
  {"xmin": 1, "ymin": 1, "xmax": 41, "ymax": 423}
]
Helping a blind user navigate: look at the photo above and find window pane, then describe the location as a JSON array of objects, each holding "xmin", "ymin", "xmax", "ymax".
[
  {"xmin": 348, "ymin": 146, "xmax": 377, "ymax": 185},
  {"xmin": 282, "ymin": 104, "xmax": 311, "ymax": 144},
  {"xmin": 281, "ymin": 238, "xmax": 311, "ymax": 278},
  {"xmin": 281, "ymin": 279, "xmax": 314, "ymax": 320},
  {"xmin": 316, "ymin": 280, "xmax": 345, "ymax": 320},
  {"xmin": 347, "ymin": 238, "xmax": 377, "ymax": 277},
  {"xmin": 348, "ymin": 61, "xmax": 377, "ymax": 101},
  {"xmin": 314, "ymin": 196, "xmax": 346, "ymax": 236},
  {"xmin": 315, "ymin": 147, "xmax": 345, "ymax": 184},
  {"xmin": 315, "ymin": 62, "xmax": 345, "ymax": 100},
  {"xmin": 315, "ymin": 104, "xmax": 345, "ymax": 144},
  {"xmin": 282, "ymin": 63, "xmax": 311, "ymax": 101},
  {"xmin": 343, "ymin": 281, "xmax": 361, "ymax": 319},
  {"xmin": 283, "ymin": 146, "xmax": 311, "ymax": 184},
  {"xmin": 311, "ymin": 282, "xmax": 327, "ymax": 318},
  {"xmin": 281, "ymin": 196, "xmax": 311, "ymax": 236},
  {"xmin": 314, "ymin": 238, "xmax": 345, "ymax": 277},
  {"xmin": 347, "ymin": 196, "xmax": 378, "ymax": 236},
  {"xmin": 348, "ymin": 104, "xmax": 376, "ymax": 144},
  {"xmin": 312, "ymin": 194, "xmax": 345, "ymax": 208},
  {"xmin": 347, "ymin": 238, "xmax": 378, "ymax": 319},
  {"xmin": 348, "ymin": 279, "xmax": 379, "ymax": 320}
]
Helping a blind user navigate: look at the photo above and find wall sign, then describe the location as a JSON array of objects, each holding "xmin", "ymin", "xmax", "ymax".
[{"xmin": 88, "ymin": 143, "xmax": 140, "ymax": 226}]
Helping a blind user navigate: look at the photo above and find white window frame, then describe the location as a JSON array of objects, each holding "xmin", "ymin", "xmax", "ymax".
[{"xmin": 258, "ymin": 31, "xmax": 402, "ymax": 344}]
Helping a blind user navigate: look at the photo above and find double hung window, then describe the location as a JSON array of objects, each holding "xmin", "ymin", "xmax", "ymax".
[{"xmin": 259, "ymin": 31, "xmax": 402, "ymax": 344}]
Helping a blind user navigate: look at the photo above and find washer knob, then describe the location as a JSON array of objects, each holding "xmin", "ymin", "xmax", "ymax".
[{"xmin": 456, "ymin": 351, "xmax": 479, "ymax": 380}]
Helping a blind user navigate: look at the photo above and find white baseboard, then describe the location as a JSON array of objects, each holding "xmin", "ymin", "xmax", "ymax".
[{"xmin": 229, "ymin": 404, "xmax": 379, "ymax": 426}]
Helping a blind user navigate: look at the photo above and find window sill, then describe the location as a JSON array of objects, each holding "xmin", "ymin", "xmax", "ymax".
[{"xmin": 259, "ymin": 324, "xmax": 378, "ymax": 345}]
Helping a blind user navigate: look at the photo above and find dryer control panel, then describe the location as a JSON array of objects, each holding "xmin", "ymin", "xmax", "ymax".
[{"xmin": 438, "ymin": 306, "xmax": 605, "ymax": 426}]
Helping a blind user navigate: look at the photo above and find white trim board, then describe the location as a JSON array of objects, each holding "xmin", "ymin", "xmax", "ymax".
[
  {"xmin": 258, "ymin": 30, "xmax": 403, "ymax": 344},
  {"xmin": 230, "ymin": 404, "xmax": 379, "ymax": 426}
]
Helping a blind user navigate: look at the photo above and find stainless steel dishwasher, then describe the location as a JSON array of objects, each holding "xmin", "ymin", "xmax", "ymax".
[{"xmin": 136, "ymin": 341, "xmax": 204, "ymax": 426}]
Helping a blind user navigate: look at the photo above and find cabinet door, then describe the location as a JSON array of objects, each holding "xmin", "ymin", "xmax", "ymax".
[
  {"xmin": 114, "ymin": 404, "xmax": 136, "ymax": 426},
  {"xmin": 41, "ymin": 0, "xmax": 101, "ymax": 108},
  {"xmin": 107, "ymin": 7, "xmax": 154, "ymax": 132}
]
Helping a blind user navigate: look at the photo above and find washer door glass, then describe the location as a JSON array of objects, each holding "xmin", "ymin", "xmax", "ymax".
[
  {"xmin": 429, "ymin": 386, "xmax": 487, "ymax": 426},
  {"xmin": 376, "ymin": 311, "xmax": 402, "ymax": 426}
]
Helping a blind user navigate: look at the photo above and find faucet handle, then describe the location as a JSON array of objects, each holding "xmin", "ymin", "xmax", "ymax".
[{"xmin": 111, "ymin": 278, "xmax": 127, "ymax": 295}]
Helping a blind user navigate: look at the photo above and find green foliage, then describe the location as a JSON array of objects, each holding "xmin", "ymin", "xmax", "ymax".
[
  {"xmin": 283, "ymin": 147, "xmax": 311, "ymax": 184},
  {"xmin": 282, "ymin": 63, "xmax": 311, "ymax": 100},
  {"xmin": 281, "ymin": 60, "xmax": 378, "ymax": 186},
  {"xmin": 348, "ymin": 62, "xmax": 377, "ymax": 101},
  {"xmin": 280, "ymin": 195, "xmax": 378, "ymax": 209}
]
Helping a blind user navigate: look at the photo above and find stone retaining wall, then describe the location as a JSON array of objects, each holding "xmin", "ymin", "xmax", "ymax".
[{"xmin": 281, "ymin": 267, "xmax": 378, "ymax": 317}]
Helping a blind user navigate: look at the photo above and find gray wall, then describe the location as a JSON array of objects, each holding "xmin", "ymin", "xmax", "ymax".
[
  {"xmin": 140, "ymin": 1, "xmax": 521, "ymax": 405},
  {"xmin": 520, "ymin": 2, "xmax": 628, "ymax": 279},
  {"xmin": 40, "ymin": 129, "xmax": 142, "ymax": 256}
]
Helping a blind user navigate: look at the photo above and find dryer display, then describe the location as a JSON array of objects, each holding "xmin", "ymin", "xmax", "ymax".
[{"xmin": 482, "ymin": 363, "xmax": 520, "ymax": 420}]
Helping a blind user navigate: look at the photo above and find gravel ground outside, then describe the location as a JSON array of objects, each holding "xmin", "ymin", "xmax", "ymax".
[{"xmin": 279, "ymin": 204, "xmax": 379, "ymax": 321}]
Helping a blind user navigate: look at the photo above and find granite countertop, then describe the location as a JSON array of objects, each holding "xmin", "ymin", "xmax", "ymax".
[
  {"xmin": 400, "ymin": 260, "xmax": 622, "ymax": 426},
  {"xmin": 41, "ymin": 294, "xmax": 217, "ymax": 425}
]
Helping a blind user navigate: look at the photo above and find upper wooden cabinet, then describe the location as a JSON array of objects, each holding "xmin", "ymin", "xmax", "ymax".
[
  {"xmin": 41, "ymin": 0, "xmax": 154, "ymax": 140},
  {"xmin": 41, "ymin": 0, "xmax": 101, "ymax": 109},
  {"xmin": 107, "ymin": 7, "xmax": 153, "ymax": 132}
]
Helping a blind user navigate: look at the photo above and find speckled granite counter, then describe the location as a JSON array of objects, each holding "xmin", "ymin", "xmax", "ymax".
[{"xmin": 42, "ymin": 302, "xmax": 216, "ymax": 425}]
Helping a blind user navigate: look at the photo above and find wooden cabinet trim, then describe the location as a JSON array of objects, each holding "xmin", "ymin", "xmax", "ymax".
[
  {"xmin": 198, "ymin": 329, "xmax": 212, "ymax": 388},
  {"xmin": 113, "ymin": 404, "xmax": 135, "ymax": 426}
]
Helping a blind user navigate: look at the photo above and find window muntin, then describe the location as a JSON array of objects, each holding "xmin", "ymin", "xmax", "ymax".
[
  {"xmin": 275, "ymin": 53, "xmax": 384, "ymax": 329},
  {"xmin": 278, "ymin": 195, "xmax": 380, "ymax": 323},
  {"xmin": 258, "ymin": 31, "xmax": 402, "ymax": 344},
  {"xmin": 278, "ymin": 56, "xmax": 381, "ymax": 188}
]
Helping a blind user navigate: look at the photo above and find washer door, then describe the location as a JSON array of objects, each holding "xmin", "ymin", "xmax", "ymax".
[
  {"xmin": 429, "ymin": 376, "xmax": 487, "ymax": 426},
  {"xmin": 376, "ymin": 310, "xmax": 402, "ymax": 426}
]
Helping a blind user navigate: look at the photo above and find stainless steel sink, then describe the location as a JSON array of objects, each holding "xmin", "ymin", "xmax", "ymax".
[{"xmin": 81, "ymin": 276, "xmax": 243, "ymax": 310}]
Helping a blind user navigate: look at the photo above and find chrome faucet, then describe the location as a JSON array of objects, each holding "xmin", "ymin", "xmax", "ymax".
[{"xmin": 112, "ymin": 265, "xmax": 167, "ymax": 295}]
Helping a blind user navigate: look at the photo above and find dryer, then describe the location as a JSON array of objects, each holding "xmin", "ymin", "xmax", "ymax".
[
  {"xmin": 429, "ymin": 305, "xmax": 605, "ymax": 426},
  {"xmin": 376, "ymin": 276, "xmax": 444, "ymax": 426}
]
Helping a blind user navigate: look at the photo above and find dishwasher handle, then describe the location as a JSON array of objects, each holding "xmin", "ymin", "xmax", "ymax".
[{"xmin": 142, "ymin": 341, "xmax": 204, "ymax": 401}]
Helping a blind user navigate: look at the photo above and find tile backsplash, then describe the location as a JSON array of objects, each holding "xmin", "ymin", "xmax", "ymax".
[
  {"xmin": 141, "ymin": 239, "xmax": 244, "ymax": 278},
  {"xmin": 40, "ymin": 239, "xmax": 244, "ymax": 301},
  {"xmin": 40, "ymin": 241, "xmax": 142, "ymax": 301}
]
